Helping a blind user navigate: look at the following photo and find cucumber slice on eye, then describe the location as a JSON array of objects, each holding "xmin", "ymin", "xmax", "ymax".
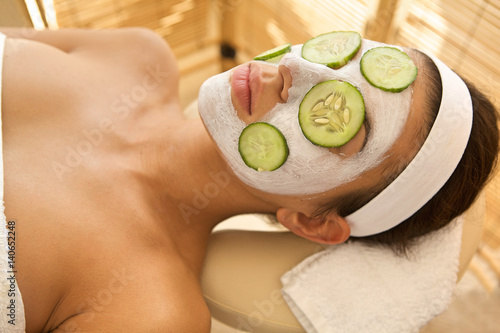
[
  {"xmin": 302, "ymin": 31, "xmax": 361, "ymax": 69},
  {"xmin": 253, "ymin": 43, "xmax": 292, "ymax": 61},
  {"xmin": 238, "ymin": 122, "xmax": 289, "ymax": 171},
  {"xmin": 360, "ymin": 47, "xmax": 417, "ymax": 92},
  {"xmin": 299, "ymin": 80, "xmax": 365, "ymax": 148}
]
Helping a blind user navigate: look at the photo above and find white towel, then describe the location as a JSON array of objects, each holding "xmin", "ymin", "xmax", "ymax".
[{"xmin": 281, "ymin": 218, "xmax": 463, "ymax": 333}]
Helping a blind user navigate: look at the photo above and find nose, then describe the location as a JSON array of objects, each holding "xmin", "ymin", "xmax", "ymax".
[
  {"xmin": 278, "ymin": 64, "xmax": 292, "ymax": 102},
  {"xmin": 233, "ymin": 61, "xmax": 293, "ymax": 124}
]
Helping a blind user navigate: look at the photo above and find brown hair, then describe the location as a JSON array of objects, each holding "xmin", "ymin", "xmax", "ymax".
[{"xmin": 314, "ymin": 52, "xmax": 500, "ymax": 254}]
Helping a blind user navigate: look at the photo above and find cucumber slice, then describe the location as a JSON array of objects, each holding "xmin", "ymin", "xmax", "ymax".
[
  {"xmin": 238, "ymin": 122, "xmax": 289, "ymax": 171},
  {"xmin": 302, "ymin": 31, "xmax": 361, "ymax": 69},
  {"xmin": 360, "ymin": 47, "xmax": 417, "ymax": 92},
  {"xmin": 299, "ymin": 80, "xmax": 365, "ymax": 148},
  {"xmin": 253, "ymin": 43, "xmax": 292, "ymax": 61}
]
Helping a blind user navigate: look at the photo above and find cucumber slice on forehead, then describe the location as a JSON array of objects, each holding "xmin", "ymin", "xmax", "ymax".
[
  {"xmin": 299, "ymin": 80, "xmax": 365, "ymax": 148},
  {"xmin": 360, "ymin": 47, "xmax": 417, "ymax": 92},
  {"xmin": 302, "ymin": 31, "xmax": 362, "ymax": 69},
  {"xmin": 253, "ymin": 43, "xmax": 292, "ymax": 61},
  {"xmin": 238, "ymin": 122, "xmax": 289, "ymax": 171}
]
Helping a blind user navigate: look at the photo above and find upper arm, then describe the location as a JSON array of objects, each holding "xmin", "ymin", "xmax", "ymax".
[
  {"xmin": 0, "ymin": 27, "xmax": 174, "ymax": 57},
  {"xmin": 2, "ymin": 27, "xmax": 179, "ymax": 82}
]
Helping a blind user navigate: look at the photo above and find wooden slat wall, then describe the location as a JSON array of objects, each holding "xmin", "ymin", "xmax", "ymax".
[{"xmin": 0, "ymin": 0, "xmax": 33, "ymax": 27}]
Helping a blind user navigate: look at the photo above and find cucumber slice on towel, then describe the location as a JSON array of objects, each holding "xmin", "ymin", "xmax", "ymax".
[
  {"xmin": 253, "ymin": 43, "xmax": 292, "ymax": 61},
  {"xmin": 360, "ymin": 47, "xmax": 417, "ymax": 92},
  {"xmin": 302, "ymin": 31, "xmax": 361, "ymax": 69},
  {"xmin": 299, "ymin": 80, "xmax": 365, "ymax": 148},
  {"xmin": 238, "ymin": 122, "xmax": 289, "ymax": 171}
]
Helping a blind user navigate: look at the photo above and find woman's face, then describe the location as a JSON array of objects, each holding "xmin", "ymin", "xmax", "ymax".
[{"xmin": 198, "ymin": 40, "xmax": 427, "ymax": 200}]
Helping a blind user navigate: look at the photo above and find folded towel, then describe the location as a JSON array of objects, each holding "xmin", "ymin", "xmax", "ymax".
[{"xmin": 281, "ymin": 218, "xmax": 463, "ymax": 333}]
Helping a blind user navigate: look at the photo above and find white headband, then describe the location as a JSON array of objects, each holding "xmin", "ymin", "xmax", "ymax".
[{"xmin": 346, "ymin": 53, "xmax": 473, "ymax": 237}]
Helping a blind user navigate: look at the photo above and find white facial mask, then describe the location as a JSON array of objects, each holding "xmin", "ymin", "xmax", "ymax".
[{"xmin": 198, "ymin": 39, "xmax": 414, "ymax": 196}]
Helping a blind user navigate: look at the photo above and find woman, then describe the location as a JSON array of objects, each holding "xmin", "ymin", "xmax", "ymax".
[{"xmin": 0, "ymin": 28, "xmax": 497, "ymax": 332}]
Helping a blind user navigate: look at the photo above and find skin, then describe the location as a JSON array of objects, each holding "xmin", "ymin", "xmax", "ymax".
[{"xmin": 0, "ymin": 28, "xmax": 427, "ymax": 332}]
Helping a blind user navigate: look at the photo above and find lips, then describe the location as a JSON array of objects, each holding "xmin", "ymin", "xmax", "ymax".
[{"xmin": 231, "ymin": 63, "xmax": 252, "ymax": 115}]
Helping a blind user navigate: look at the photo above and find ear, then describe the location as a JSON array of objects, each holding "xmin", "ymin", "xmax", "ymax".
[{"xmin": 276, "ymin": 208, "xmax": 351, "ymax": 245}]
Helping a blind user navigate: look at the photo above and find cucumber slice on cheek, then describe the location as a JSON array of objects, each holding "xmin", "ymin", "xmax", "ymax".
[
  {"xmin": 299, "ymin": 80, "xmax": 365, "ymax": 148},
  {"xmin": 238, "ymin": 123, "xmax": 289, "ymax": 171},
  {"xmin": 302, "ymin": 31, "xmax": 361, "ymax": 69}
]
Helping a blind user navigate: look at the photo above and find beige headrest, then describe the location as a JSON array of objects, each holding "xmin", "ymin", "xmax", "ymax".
[{"xmin": 202, "ymin": 194, "xmax": 485, "ymax": 332}]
